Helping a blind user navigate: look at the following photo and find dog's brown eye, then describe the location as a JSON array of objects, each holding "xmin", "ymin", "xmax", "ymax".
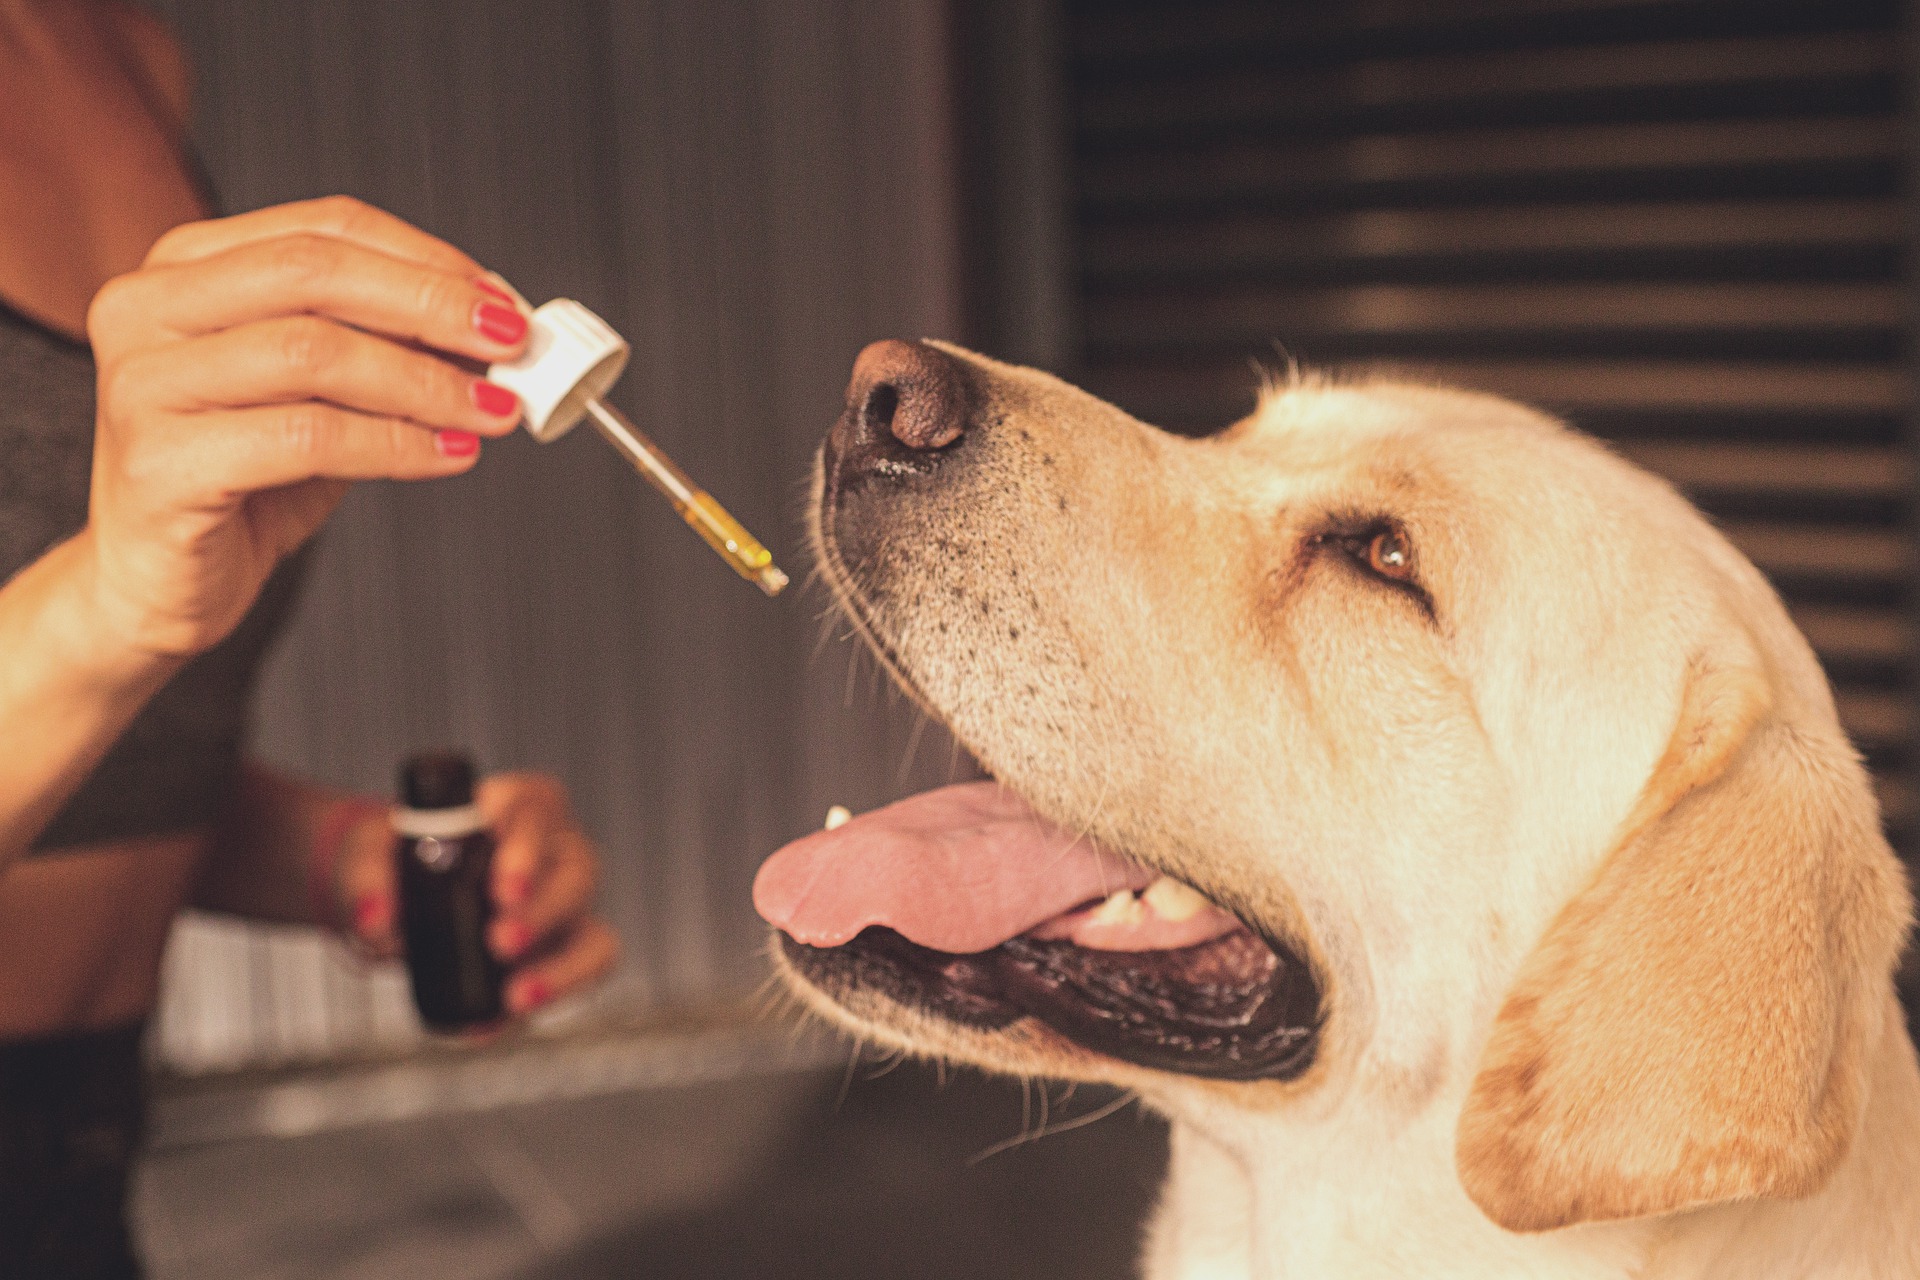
[{"xmin": 1366, "ymin": 529, "xmax": 1413, "ymax": 581}]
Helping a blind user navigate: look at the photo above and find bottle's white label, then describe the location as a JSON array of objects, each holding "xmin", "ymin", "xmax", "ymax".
[{"xmin": 393, "ymin": 804, "xmax": 485, "ymax": 839}]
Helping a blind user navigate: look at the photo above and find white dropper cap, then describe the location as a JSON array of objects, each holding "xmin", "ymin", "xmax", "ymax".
[{"xmin": 486, "ymin": 298, "xmax": 630, "ymax": 443}]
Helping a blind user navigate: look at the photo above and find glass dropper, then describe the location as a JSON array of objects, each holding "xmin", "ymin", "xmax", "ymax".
[
  {"xmin": 486, "ymin": 295, "xmax": 788, "ymax": 597},
  {"xmin": 581, "ymin": 397, "xmax": 788, "ymax": 596}
]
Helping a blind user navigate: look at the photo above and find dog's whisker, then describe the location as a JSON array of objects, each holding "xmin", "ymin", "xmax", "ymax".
[
  {"xmin": 1037, "ymin": 743, "xmax": 1120, "ymax": 890},
  {"xmin": 896, "ymin": 706, "xmax": 932, "ymax": 787},
  {"xmin": 810, "ymin": 614, "xmax": 841, "ymax": 662},
  {"xmin": 967, "ymin": 1090, "xmax": 1139, "ymax": 1166},
  {"xmin": 842, "ymin": 646, "xmax": 861, "ymax": 710},
  {"xmin": 835, "ymin": 1039, "xmax": 864, "ymax": 1111},
  {"xmin": 862, "ymin": 1046, "xmax": 907, "ymax": 1081},
  {"xmin": 749, "ymin": 971, "xmax": 792, "ymax": 1020}
]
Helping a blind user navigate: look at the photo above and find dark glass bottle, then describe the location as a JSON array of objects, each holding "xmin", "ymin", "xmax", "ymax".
[{"xmin": 395, "ymin": 751, "xmax": 505, "ymax": 1030}]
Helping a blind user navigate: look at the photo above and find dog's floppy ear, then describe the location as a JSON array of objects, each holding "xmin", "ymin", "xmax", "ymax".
[{"xmin": 1456, "ymin": 642, "xmax": 1911, "ymax": 1232}]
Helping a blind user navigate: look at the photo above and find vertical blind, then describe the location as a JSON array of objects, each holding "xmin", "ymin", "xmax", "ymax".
[{"xmin": 1063, "ymin": 0, "xmax": 1911, "ymax": 855}]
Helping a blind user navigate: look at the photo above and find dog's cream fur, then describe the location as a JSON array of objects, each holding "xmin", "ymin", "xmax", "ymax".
[{"xmin": 784, "ymin": 346, "xmax": 1920, "ymax": 1278}]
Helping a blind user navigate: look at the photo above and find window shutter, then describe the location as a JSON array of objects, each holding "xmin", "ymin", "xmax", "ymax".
[{"xmin": 1064, "ymin": 0, "xmax": 1909, "ymax": 840}]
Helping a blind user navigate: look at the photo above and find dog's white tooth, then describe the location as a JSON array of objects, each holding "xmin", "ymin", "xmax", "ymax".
[
  {"xmin": 1142, "ymin": 876, "xmax": 1208, "ymax": 922},
  {"xmin": 823, "ymin": 805, "xmax": 853, "ymax": 831},
  {"xmin": 1089, "ymin": 889, "xmax": 1145, "ymax": 926}
]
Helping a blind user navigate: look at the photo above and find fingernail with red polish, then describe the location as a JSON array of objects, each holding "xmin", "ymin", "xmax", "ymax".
[
  {"xmin": 471, "ymin": 379, "xmax": 519, "ymax": 418},
  {"xmin": 514, "ymin": 978, "xmax": 550, "ymax": 1014},
  {"xmin": 354, "ymin": 894, "xmax": 387, "ymax": 936},
  {"xmin": 436, "ymin": 430, "xmax": 480, "ymax": 458},
  {"xmin": 501, "ymin": 872, "xmax": 532, "ymax": 906},
  {"xmin": 498, "ymin": 920, "xmax": 531, "ymax": 959},
  {"xmin": 475, "ymin": 277, "xmax": 516, "ymax": 306},
  {"xmin": 474, "ymin": 301, "xmax": 527, "ymax": 346}
]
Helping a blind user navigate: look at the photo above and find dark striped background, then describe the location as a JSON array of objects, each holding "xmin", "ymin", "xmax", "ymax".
[{"xmin": 1063, "ymin": 0, "xmax": 1913, "ymax": 860}]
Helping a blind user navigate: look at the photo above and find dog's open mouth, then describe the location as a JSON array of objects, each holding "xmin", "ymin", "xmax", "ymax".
[{"xmin": 755, "ymin": 781, "xmax": 1322, "ymax": 1081}]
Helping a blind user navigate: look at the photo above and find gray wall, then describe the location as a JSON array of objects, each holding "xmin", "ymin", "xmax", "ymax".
[{"xmin": 147, "ymin": 0, "xmax": 965, "ymax": 1067}]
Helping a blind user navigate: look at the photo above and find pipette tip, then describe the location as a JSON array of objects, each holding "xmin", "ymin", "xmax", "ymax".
[{"xmin": 755, "ymin": 565, "xmax": 790, "ymax": 597}]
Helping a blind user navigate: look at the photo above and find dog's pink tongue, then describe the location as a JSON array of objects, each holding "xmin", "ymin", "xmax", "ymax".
[{"xmin": 753, "ymin": 781, "xmax": 1157, "ymax": 954}]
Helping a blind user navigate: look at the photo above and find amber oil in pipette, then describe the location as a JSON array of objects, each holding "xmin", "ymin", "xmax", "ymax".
[{"xmin": 582, "ymin": 397, "xmax": 789, "ymax": 596}]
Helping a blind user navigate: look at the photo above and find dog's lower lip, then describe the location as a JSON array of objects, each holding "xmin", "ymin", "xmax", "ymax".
[{"xmin": 780, "ymin": 916, "xmax": 1322, "ymax": 1082}]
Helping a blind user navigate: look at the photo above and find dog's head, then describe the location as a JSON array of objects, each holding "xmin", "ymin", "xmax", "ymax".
[{"xmin": 756, "ymin": 340, "xmax": 1913, "ymax": 1232}]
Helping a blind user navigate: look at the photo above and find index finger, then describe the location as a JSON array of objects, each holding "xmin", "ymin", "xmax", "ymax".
[
  {"xmin": 146, "ymin": 195, "xmax": 482, "ymax": 277},
  {"xmin": 120, "ymin": 236, "xmax": 527, "ymax": 360}
]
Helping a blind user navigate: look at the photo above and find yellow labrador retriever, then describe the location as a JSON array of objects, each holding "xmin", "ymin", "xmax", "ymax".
[{"xmin": 754, "ymin": 339, "xmax": 1920, "ymax": 1278}]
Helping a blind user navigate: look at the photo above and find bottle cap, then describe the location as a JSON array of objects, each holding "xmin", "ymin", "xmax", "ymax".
[
  {"xmin": 399, "ymin": 751, "xmax": 477, "ymax": 810},
  {"xmin": 486, "ymin": 298, "xmax": 630, "ymax": 443}
]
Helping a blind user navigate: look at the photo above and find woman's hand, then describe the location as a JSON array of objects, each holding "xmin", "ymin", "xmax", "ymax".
[
  {"xmin": 82, "ymin": 195, "xmax": 532, "ymax": 658},
  {"xmin": 334, "ymin": 772, "xmax": 619, "ymax": 1020}
]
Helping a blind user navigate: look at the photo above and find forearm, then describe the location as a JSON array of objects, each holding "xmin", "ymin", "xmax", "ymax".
[
  {"xmin": 196, "ymin": 761, "xmax": 386, "ymax": 928},
  {"xmin": 0, "ymin": 529, "xmax": 183, "ymax": 869}
]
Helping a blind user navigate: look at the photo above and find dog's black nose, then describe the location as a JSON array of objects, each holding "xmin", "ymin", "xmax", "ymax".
[{"xmin": 839, "ymin": 339, "xmax": 969, "ymax": 459}]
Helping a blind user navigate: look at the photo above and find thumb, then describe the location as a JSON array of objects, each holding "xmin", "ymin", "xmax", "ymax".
[{"xmin": 336, "ymin": 810, "xmax": 401, "ymax": 960}]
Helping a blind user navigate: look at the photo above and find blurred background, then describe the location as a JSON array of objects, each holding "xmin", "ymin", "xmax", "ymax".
[{"xmin": 129, "ymin": 0, "xmax": 1918, "ymax": 1276}]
